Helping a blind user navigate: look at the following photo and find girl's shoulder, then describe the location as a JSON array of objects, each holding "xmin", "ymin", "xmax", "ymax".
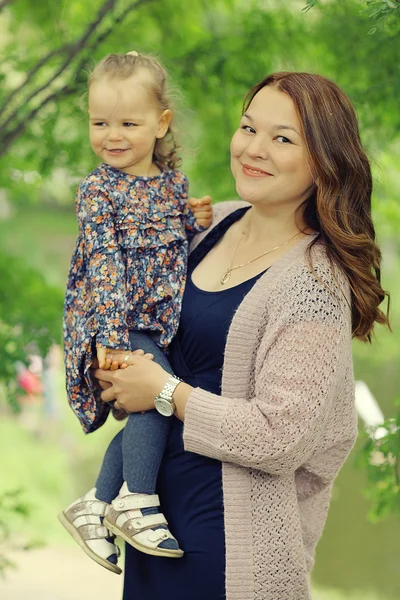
[
  {"xmin": 78, "ymin": 163, "xmax": 114, "ymax": 192},
  {"xmin": 162, "ymin": 168, "xmax": 188, "ymax": 192}
]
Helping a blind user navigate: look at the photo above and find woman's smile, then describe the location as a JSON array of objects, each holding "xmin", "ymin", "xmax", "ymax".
[{"xmin": 241, "ymin": 163, "xmax": 273, "ymax": 177}]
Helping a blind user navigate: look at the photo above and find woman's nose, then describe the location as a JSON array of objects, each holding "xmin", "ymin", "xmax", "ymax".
[{"xmin": 246, "ymin": 135, "xmax": 269, "ymax": 160}]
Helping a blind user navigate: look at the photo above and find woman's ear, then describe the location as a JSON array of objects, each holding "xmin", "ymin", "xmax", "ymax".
[{"xmin": 157, "ymin": 109, "xmax": 173, "ymax": 139}]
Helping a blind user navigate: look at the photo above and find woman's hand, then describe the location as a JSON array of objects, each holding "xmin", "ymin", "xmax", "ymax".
[{"xmin": 94, "ymin": 353, "xmax": 170, "ymax": 414}]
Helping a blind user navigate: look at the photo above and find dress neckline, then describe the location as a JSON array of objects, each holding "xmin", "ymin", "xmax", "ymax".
[
  {"xmin": 188, "ymin": 206, "xmax": 268, "ymax": 295},
  {"xmin": 103, "ymin": 162, "xmax": 169, "ymax": 181},
  {"xmin": 189, "ymin": 269, "xmax": 267, "ymax": 296}
]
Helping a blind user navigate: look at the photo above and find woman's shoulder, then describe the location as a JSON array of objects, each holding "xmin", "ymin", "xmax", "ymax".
[
  {"xmin": 189, "ymin": 200, "xmax": 250, "ymax": 252},
  {"xmin": 212, "ymin": 200, "xmax": 250, "ymax": 222},
  {"xmin": 269, "ymin": 238, "xmax": 351, "ymax": 323}
]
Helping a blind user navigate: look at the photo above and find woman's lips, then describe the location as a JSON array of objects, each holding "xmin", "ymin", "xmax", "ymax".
[{"xmin": 242, "ymin": 164, "xmax": 272, "ymax": 177}]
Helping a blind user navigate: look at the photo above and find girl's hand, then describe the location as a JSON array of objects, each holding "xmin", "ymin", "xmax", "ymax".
[
  {"xmin": 189, "ymin": 195, "xmax": 213, "ymax": 228},
  {"xmin": 94, "ymin": 354, "xmax": 170, "ymax": 414},
  {"xmin": 96, "ymin": 347, "xmax": 154, "ymax": 370}
]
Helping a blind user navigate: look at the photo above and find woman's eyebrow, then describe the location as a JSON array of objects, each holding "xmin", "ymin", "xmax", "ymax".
[
  {"xmin": 274, "ymin": 124, "xmax": 300, "ymax": 135},
  {"xmin": 242, "ymin": 113, "xmax": 300, "ymax": 136}
]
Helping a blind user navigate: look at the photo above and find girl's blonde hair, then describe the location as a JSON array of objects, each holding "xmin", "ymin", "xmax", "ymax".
[{"xmin": 88, "ymin": 53, "xmax": 180, "ymax": 169}]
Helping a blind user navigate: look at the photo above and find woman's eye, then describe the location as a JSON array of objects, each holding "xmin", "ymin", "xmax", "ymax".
[
  {"xmin": 240, "ymin": 125, "xmax": 256, "ymax": 134},
  {"xmin": 276, "ymin": 135, "xmax": 292, "ymax": 144}
]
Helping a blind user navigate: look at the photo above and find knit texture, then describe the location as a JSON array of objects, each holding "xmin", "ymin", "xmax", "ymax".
[{"xmin": 184, "ymin": 201, "xmax": 358, "ymax": 600}]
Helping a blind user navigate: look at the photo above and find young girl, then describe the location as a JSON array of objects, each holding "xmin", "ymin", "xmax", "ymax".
[{"xmin": 59, "ymin": 52, "xmax": 212, "ymax": 574}]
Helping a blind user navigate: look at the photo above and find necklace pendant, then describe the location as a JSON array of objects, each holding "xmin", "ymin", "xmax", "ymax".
[{"xmin": 220, "ymin": 270, "xmax": 231, "ymax": 285}]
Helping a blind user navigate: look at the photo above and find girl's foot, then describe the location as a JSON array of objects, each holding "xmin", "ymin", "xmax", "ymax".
[
  {"xmin": 58, "ymin": 488, "xmax": 122, "ymax": 574},
  {"xmin": 104, "ymin": 482, "xmax": 183, "ymax": 558}
]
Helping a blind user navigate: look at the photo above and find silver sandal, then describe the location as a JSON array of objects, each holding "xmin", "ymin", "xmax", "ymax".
[
  {"xmin": 103, "ymin": 482, "xmax": 183, "ymax": 559},
  {"xmin": 58, "ymin": 488, "xmax": 122, "ymax": 574}
]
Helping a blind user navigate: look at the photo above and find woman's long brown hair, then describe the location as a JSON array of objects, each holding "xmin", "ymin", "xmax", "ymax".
[{"xmin": 244, "ymin": 72, "xmax": 390, "ymax": 341}]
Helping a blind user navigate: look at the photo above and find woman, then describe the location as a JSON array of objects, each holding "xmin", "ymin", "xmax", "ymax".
[{"xmin": 95, "ymin": 72, "xmax": 389, "ymax": 600}]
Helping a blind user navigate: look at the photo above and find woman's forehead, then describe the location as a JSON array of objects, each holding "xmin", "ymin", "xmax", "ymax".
[{"xmin": 246, "ymin": 86, "xmax": 300, "ymax": 131}]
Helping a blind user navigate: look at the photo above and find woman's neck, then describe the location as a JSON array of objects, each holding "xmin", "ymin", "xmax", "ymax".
[{"xmin": 241, "ymin": 205, "xmax": 308, "ymax": 249}]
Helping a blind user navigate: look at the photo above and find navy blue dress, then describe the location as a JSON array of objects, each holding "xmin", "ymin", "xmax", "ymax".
[{"xmin": 123, "ymin": 207, "xmax": 264, "ymax": 600}]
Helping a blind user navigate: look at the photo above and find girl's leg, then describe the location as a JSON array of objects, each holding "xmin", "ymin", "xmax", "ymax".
[
  {"xmin": 96, "ymin": 331, "xmax": 172, "ymax": 502},
  {"xmin": 95, "ymin": 429, "xmax": 124, "ymax": 503},
  {"xmin": 122, "ymin": 331, "xmax": 174, "ymax": 495},
  {"xmin": 105, "ymin": 331, "xmax": 182, "ymax": 555}
]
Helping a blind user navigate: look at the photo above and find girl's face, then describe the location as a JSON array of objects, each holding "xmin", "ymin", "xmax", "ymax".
[
  {"xmin": 88, "ymin": 74, "xmax": 171, "ymax": 176},
  {"xmin": 230, "ymin": 85, "xmax": 314, "ymax": 212}
]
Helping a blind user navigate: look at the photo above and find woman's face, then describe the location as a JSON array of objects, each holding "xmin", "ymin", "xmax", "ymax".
[{"xmin": 230, "ymin": 85, "xmax": 314, "ymax": 211}]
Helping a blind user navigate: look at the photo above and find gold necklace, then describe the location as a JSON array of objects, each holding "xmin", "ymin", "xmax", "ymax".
[{"xmin": 220, "ymin": 230, "xmax": 302, "ymax": 285}]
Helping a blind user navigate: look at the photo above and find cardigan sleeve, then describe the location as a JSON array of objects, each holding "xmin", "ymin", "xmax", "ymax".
[
  {"xmin": 183, "ymin": 299, "xmax": 353, "ymax": 477},
  {"xmin": 76, "ymin": 180, "xmax": 130, "ymax": 350}
]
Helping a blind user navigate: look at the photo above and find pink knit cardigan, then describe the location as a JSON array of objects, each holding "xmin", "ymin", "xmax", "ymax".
[{"xmin": 184, "ymin": 201, "xmax": 358, "ymax": 600}]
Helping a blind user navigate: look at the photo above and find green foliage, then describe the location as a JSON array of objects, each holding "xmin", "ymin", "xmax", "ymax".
[
  {"xmin": 0, "ymin": 0, "xmax": 399, "ymax": 214},
  {"xmin": 363, "ymin": 0, "xmax": 400, "ymax": 34},
  {"xmin": 357, "ymin": 409, "xmax": 400, "ymax": 521},
  {"xmin": 304, "ymin": 0, "xmax": 400, "ymax": 32},
  {"xmin": 0, "ymin": 249, "xmax": 63, "ymax": 403}
]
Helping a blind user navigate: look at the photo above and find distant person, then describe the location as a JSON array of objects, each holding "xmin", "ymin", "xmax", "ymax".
[
  {"xmin": 93, "ymin": 72, "xmax": 390, "ymax": 600},
  {"xmin": 59, "ymin": 51, "xmax": 212, "ymax": 574}
]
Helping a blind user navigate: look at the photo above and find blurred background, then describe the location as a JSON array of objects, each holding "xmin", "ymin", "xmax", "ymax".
[{"xmin": 0, "ymin": 1, "xmax": 399, "ymax": 599}]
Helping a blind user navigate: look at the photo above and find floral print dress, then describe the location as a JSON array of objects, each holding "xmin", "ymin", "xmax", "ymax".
[{"xmin": 63, "ymin": 163, "xmax": 204, "ymax": 434}]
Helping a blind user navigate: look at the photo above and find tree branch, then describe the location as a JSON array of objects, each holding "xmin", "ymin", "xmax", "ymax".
[
  {"xmin": 0, "ymin": 44, "xmax": 76, "ymax": 120},
  {"xmin": 0, "ymin": 0, "xmax": 15, "ymax": 12},
  {"xmin": 0, "ymin": 0, "xmax": 159, "ymax": 158},
  {"xmin": 0, "ymin": 0, "xmax": 119, "ymax": 130},
  {"xmin": 0, "ymin": 83, "xmax": 78, "ymax": 155}
]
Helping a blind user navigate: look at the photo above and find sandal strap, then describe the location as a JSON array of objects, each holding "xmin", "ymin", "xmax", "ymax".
[
  {"xmin": 124, "ymin": 513, "xmax": 168, "ymax": 533},
  {"xmin": 112, "ymin": 493, "xmax": 160, "ymax": 511},
  {"xmin": 79, "ymin": 523, "xmax": 109, "ymax": 540},
  {"xmin": 146, "ymin": 528, "xmax": 175, "ymax": 543},
  {"xmin": 65, "ymin": 499, "xmax": 107, "ymax": 520}
]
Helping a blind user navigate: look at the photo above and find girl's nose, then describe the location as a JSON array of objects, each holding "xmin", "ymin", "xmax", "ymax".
[{"xmin": 108, "ymin": 128, "xmax": 123, "ymax": 141}]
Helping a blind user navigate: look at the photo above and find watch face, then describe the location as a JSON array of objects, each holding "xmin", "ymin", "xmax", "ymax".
[{"xmin": 155, "ymin": 398, "xmax": 174, "ymax": 417}]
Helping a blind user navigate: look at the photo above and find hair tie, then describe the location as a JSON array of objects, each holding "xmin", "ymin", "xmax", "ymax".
[{"xmin": 126, "ymin": 51, "xmax": 139, "ymax": 57}]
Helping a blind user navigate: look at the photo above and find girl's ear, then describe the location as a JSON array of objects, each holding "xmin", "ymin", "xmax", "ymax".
[{"xmin": 157, "ymin": 109, "xmax": 173, "ymax": 139}]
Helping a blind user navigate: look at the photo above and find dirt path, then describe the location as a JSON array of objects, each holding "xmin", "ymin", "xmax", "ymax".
[{"xmin": 0, "ymin": 546, "xmax": 123, "ymax": 600}]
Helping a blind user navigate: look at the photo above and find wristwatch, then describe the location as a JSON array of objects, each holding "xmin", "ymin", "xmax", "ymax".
[{"xmin": 154, "ymin": 375, "xmax": 183, "ymax": 417}]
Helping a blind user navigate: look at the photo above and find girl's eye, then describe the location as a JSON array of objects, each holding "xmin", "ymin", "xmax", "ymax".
[
  {"xmin": 240, "ymin": 125, "xmax": 256, "ymax": 134},
  {"xmin": 276, "ymin": 135, "xmax": 292, "ymax": 144},
  {"xmin": 123, "ymin": 122, "xmax": 137, "ymax": 127},
  {"xmin": 94, "ymin": 122, "xmax": 106, "ymax": 127}
]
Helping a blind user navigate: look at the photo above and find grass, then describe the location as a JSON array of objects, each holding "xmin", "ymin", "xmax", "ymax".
[
  {"xmin": 0, "ymin": 371, "xmax": 124, "ymax": 546},
  {"xmin": 313, "ymin": 589, "xmax": 391, "ymax": 600}
]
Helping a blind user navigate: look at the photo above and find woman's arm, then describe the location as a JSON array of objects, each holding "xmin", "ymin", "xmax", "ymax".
[
  {"xmin": 183, "ymin": 317, "xmax": 354, "ymax": 477},
  {"xmin": 94, "ymin": 353, "xmax": 193, "ymax": 419},
  {"xmin": 95, "ymin": 313, "xmax": 354, "ymax": 477}
]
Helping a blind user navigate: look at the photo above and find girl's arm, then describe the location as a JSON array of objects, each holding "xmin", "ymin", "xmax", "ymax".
[
  {"xmin": 176, "ymin": 172, "xmax": 212, "ymax": 236},
  {"xmin": 76, "ymin": 179, "xmax": 130, "ymax": 362}
]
